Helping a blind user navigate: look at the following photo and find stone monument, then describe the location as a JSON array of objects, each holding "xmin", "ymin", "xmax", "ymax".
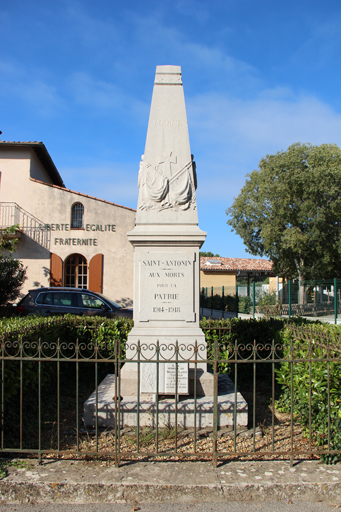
[
  {"xmin": 84, "ymin": 66, "xmax": 248, "ymax": 429},
  {"xmin": 120, "ymin": 65, "xmax": 213, "ymax": 399}
]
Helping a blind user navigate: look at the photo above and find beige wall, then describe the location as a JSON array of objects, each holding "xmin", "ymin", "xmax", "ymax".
[
  {"xmin": 30, "ymin": 151, "xmax": 55, "ymax": 184},
  {"xmin": 200, "ymin": 271, "xmax": 236, "ymax": 295},
  {"xmin": 269, "ymin": 276, "xmax": 283, "ymax": 293},
  {"xmin": 0, "ymin": 147, "xmax": 136, "ymax": 305},
  {"xmin": 0, "ymin": 148, "xmax": 31, "ymax": 204}
]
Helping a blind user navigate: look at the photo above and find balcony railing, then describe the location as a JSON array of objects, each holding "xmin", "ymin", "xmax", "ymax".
[{"xmin": 0, "ymin": 202, "xmax": 50, "ymax": 250}]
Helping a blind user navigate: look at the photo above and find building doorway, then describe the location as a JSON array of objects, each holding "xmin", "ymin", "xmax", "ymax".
[{"xmin": 65, "ymin": 254, "xmax": 88, "ymax": 289}]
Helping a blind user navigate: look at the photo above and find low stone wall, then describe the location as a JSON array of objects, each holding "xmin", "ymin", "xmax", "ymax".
[{"xmin": 280, "ymin": 303, "xmax": 339, "ymax": 317}]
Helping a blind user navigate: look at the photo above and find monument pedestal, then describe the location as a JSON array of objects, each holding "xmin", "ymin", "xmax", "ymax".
[
  {"xmin": 121, "ymin": 224, "xmax": 212, "ymax": 400},
  {"xmin": 84, "ymin": 374, "xmax": 248, "ymax": 429}
]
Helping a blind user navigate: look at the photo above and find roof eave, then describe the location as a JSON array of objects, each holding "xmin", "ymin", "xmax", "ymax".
[{"xmin": 0, "ymin": 141, "xmax": 65, "ymax": 188}]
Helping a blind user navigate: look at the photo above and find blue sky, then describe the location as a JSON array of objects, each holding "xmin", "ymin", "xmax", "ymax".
[{"xmin": 1, "ymin": 0, "xmax": 341, "ymax": 257}]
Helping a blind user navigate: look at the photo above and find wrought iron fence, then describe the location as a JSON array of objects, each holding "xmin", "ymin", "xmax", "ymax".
[{"xmin": 1, "ymin": 327, "xmax": 341, "ymax": 466}]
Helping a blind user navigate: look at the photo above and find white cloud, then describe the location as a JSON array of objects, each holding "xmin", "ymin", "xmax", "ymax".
[
  {"xmin": 66, "ymin": 72, "xmax": 148, "ymax": 118},
  {"xmin": 0, "ymin": 59, "xmax": 65, "ymax": 116},
  {"xmin": 189, "ymin": 89, "xmax": 341, "ymax": 153},
  {"xmin": 60, "ymin": 163, "xmax": 139, "ymax": 206},
  {"xmin": 174, "ymin": 0, "xmax": 210, "ymax": 23},
  {"xmin": 187, "ymin": 89, "xmax": 341, "ymax": 202},
  {"xmin": 292, "ymin": 17, "xmax": 341, "ymax": 69},
  {"xmin": 64, "ymin": 1, "xmax": 123, "ymax": 50}
]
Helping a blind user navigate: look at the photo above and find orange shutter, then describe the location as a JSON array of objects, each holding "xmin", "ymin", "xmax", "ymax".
[
  {"xmin": 89, "ymin": 254, "xmax": 103, "ymax": 293},
  {"xmin": 50, "ymin": 253, "xmax": 63, "ymax": 287}
]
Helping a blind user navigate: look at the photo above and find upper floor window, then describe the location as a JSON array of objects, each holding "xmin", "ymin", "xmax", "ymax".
[{"xmin": 71, "ymin": 202, "xmax": 84, "ymax": 229}]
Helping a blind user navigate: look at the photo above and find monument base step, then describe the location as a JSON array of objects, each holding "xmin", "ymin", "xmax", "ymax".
[{"xmin": 84, "ymin": 374, "xmax": 248, "ymax": 429}]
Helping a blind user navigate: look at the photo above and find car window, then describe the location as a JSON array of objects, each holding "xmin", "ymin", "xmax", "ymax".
[
  {"xmin": 52, "ymin": 292, "xmax": 73, "ymax": 307},
  {"xmin": 79, "ymin": 293, "xmax": 107, "ymax": 309},
  {"xmin": 36, "ymin": 293, "xmax": 44, "ymax": 305},
  {"xmin": 36, "ymin": 292, "xmax": 53, "ymax": 305}
]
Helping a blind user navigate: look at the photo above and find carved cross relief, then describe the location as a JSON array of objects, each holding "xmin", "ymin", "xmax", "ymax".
[{"xmin": 138, "ymin": 152, "xmax": 197, "ymax": 212}]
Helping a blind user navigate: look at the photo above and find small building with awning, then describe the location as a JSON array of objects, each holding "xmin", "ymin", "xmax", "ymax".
[{"xmin": 200, "ymin": 256, "xmax": 276, "ymax": 296}]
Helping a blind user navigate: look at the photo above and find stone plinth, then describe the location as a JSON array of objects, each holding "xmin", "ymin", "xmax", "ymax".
[{"xmin": 84, "ymin": 374, "xmax": 248, "ymax": 429}]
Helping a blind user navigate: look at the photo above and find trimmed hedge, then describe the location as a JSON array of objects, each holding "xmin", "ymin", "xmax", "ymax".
[{"xmin": 200, "ymin": 293, "xmax": 252, "ymax": 313}]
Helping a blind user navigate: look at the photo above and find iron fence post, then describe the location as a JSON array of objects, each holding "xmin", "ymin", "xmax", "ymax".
[
  {"xmin": 212, "ymin": 336, "xmax": 218, "ymax": 467},
  {"xmin": 1, "ymin": 336, "xmax": 4, "ymax": 452},
  {"xmin": 38, "ymin": 337, "xmax": 42, "ymax": 464},
  {"xmin": 114, "ymin": 337, "xmax": 119, "ymax": 466},
  {"xmin": 288, "ymin": 280, "xmax": 292, "ymax": 317},
  {"xmin": 137, "ymin": 340, "xmax": 140, "ymax": 453}
]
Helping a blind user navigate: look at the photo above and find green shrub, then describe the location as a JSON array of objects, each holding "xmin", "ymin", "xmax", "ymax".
[
  {"xmin": 238, "ymin": 295, "xmax": 252, "ymax": 313},
  {"xmin": 200, "ymin": 293, "xmax": 253, "ymax": 314},
  {"xmin": 275, "ymin": 325, "xmax": 341, "ymax": 463},
  {"xmin": 257, "ymin": 290, "xmax": 282, "ymax": 318},
  {"xmin": 200, "ymin": 293, "xmax": 237, "ymax": 312},
  {"xmin": 201, "ymin": 317, "xmax": 285, "ymax": 380}
]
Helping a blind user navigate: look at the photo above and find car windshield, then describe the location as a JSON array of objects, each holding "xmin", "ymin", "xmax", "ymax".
[{"xmin": 96, "ymin": 293, "xmax": 123, "ymax": 309}]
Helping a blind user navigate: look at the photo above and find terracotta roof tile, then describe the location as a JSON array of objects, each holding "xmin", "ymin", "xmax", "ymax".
[{"xmin": 200, "ymin": 256, "xmax": 273, "ymax": 272}]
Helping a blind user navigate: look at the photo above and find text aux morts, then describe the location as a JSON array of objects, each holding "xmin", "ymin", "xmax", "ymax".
[{"xmin": 142, "ymin": 258, "xmax": 192, "ymax": 314}]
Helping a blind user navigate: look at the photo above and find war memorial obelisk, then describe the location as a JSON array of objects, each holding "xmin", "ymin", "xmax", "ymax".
[
  {"xmin": 120, "ymin": 65, "xmax": 213, "ymax": 398},
  {"xmin": 84, "ymin": 66, "xmax": 248, "ymax": 428}
]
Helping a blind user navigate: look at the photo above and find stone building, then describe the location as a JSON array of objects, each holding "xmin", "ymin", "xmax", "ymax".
[{"xmin": 0, "ymin": 141, "xmax": 136, "ymax": 305}]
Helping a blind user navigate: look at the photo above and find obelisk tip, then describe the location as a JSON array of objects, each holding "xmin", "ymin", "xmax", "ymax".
[{"xmin": 155, "ymin": 66, "xmax": 182, "ymax": 85}]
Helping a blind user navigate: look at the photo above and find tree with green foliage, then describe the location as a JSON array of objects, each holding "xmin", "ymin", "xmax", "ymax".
[
  {"xmin": 0, "ymin": 226, "xmax": 27, "ymax": 306},
  {"xmin": 227, "ymin": 143, "xmax": 341, "ymax": 303},
  {"xmin": 199, "ymin": 251, "xmax": 221, "ymax": 257}
]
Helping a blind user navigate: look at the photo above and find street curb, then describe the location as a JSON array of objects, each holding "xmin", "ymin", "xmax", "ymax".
[
  {"xmin": 1, "ymin": 480, "xmax": 341, "ymax": 504},
  {"xmin": 1, "ymin": 459, "xmax": 341, "ymax": 504}
]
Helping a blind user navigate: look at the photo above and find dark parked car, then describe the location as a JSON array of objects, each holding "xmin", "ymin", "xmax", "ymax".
[{"xmin": 16, "ymin": 288, "xmax": 133, "ymax": 319}]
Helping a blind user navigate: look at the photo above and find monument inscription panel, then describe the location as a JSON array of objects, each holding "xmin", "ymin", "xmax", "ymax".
[
  {"xmin": 139, "ymin": 252, "xmax": 196, "ymax": 322},
  {"xmin": 165, "ymin": 363, "xmax": 188, "ymax": 394},
  {"xmin": 141, "ymin": 362, "xmax": 189, "ymax": 395}
]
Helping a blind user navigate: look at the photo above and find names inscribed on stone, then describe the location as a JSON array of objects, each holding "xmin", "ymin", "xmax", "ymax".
[
  {"xmin": 139, "ymin": 252, "xmax": 196, "ymax": 322},
  {"xmin": 165, "ymin": 363, "xmax": 188, "ymax": 394},
  {"xmin": 141, "ymin": 362, "xmax": 189, "ymax": 395}
]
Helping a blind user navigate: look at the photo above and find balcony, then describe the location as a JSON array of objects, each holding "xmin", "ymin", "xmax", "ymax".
[{"xmin": 0, "ymin": 202, "xmax": 50, "ymax": 250}]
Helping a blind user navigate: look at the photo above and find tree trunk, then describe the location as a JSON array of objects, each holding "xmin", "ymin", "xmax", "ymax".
[{"xmin": 298, "ymin": 271, "xmax": 305, "ymax": 305}]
